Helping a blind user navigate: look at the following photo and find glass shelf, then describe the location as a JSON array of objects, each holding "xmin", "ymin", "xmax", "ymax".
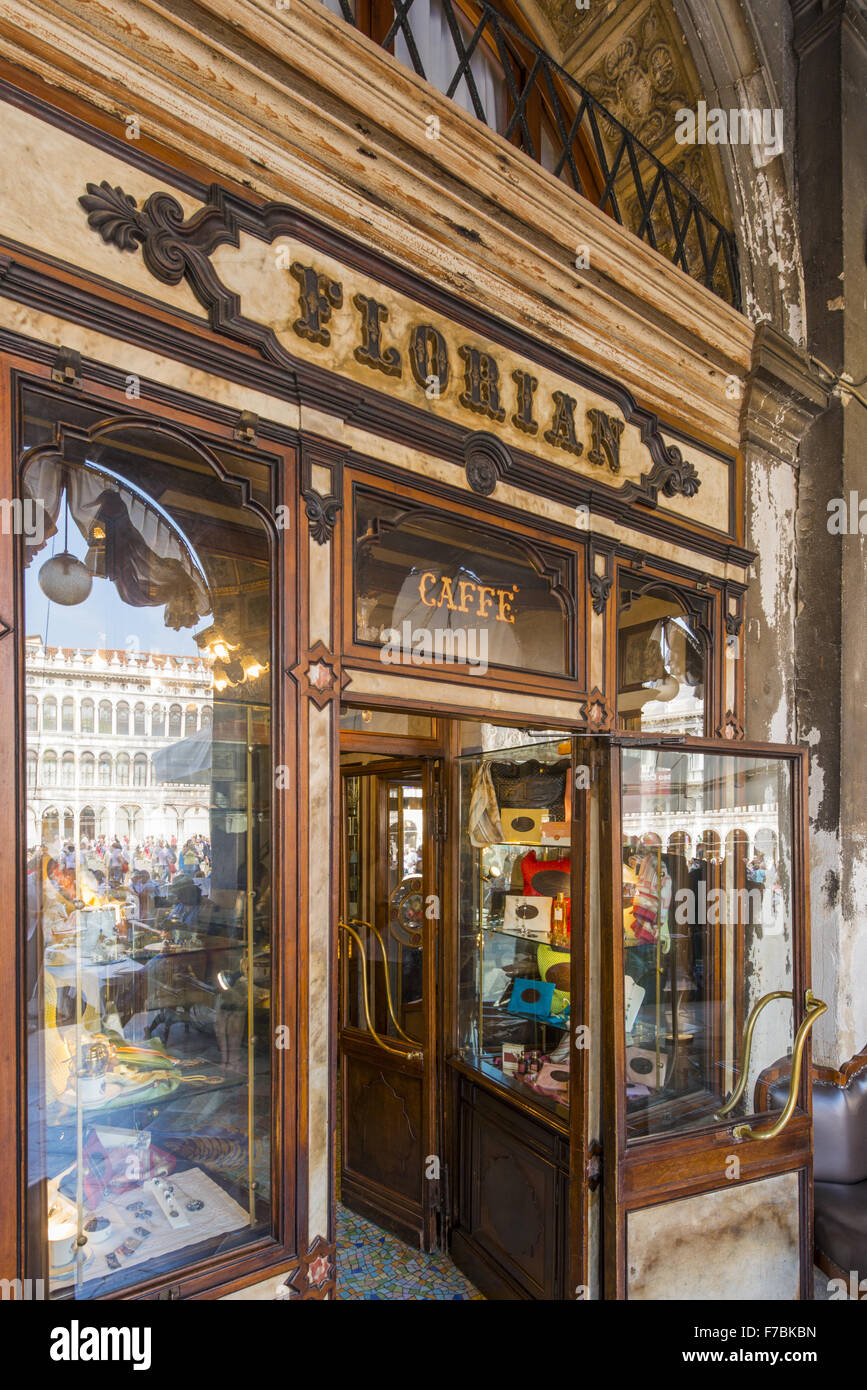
[{"xmin": 457, "ymin": 736, "xmax": 573, "ymax": 1123}]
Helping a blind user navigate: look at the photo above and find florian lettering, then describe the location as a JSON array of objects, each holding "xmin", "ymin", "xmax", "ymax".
[
  {"xmin": 458, "ymin": 346, "xmax": 506, "ymax": 422},
  {"xmin": 417, "ymin": 572, "xmax": 518, "ymax": 623},
  {"xmin": 275, "ymin": 261, "xmax": 698, "ymax": 492},
  {"xmin": 511, "ymin": 369, "xmax": 539, "ymax": 435},
  {"xmin": 409, "ymin": 324, "xmax": 450, "ymax": 396},
  {"xmin": 352, "ymin": 293, "xmax": 402, "ymax": 377},
  {"xmin": 289, "ymin": 262, "xmax": 343, "ymax": 346},
  {"xmin": 544, "ymin": 391, "xmax": 584, "ymax": 457},
  {"xmin": 587, "ymin": 409, "xmax": 625, "ymax": 473}
]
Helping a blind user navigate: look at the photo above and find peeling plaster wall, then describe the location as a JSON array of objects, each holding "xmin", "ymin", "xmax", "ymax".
[
  {"xmin": 745, "ymin": 456, "xmax": 797, "ymax": 746},
  {"xmin": 791, "ymin": 0, "xmax": 867, "ymax": 1066}
]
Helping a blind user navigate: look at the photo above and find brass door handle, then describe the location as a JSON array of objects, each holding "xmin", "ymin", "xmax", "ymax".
[
  {"xmin": 344, "ymin": 916, "xmax": 417, "ymax": 1046},
  {"xmin": 338, "ymin": 921, "xmax": 423, "ymax": 1061},
  {"xmin": 715, "ymin": 989, "xmax": 793, "ymax": 1120},
  {"xmin": 732, "ymin": 990, "xmax": 826, "ymax": 1142}
]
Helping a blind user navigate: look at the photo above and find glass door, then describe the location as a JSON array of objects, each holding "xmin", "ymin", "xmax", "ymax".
[
  {"xmin": 339, "ymin": 760, "xmax": 441, "ymax": 1249},
  {"xmin": 600, "ymin": 736, "xmax": 820, "ymax": 1300}
]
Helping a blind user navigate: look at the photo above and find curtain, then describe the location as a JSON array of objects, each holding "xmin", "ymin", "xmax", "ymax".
[
  {"xmin": 395, "ymin": 0, "xmax": 508, "ymax": 133},
  {"xmin": 23, "ymin": 455, "xmax": 211, "ymax": 631}
]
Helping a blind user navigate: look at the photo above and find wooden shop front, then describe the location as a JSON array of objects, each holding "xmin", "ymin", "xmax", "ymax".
[{"xmin": 0, "ymin": 65, "xmax": 821, "ymax": 1301}]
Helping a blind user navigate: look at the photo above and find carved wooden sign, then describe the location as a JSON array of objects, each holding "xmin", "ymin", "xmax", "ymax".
[{"xmin": 78, "ymin": 181, "xmax": 719, "ymax": 515}]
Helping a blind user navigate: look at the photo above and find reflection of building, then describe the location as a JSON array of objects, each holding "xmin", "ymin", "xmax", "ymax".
[{"xmin": 24, "ymin": 639, "xmax": 212, "ymax": 848}]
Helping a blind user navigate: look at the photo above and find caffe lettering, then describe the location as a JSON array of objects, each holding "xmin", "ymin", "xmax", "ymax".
[
  {"xmin": 288, "ymin": 260, "xmax": 623, "ymax": 473},
  {"xmin": 417, "ymin": 572, "xmax": 518, "ymax": 624}
]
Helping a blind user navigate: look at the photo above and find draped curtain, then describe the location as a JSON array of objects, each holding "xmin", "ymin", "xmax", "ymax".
[{"xmin": 23, "ymin": 454, "xmax": 211, "ymax": 631}]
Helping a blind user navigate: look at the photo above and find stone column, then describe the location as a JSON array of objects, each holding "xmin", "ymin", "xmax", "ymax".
[
  {"xmin": 792, "ymin": 0, "xmax": 867, "ymax": 1065},
  {"xmin": 739, "ymin": 323, "xmax": 830, "ymax": 1050}
]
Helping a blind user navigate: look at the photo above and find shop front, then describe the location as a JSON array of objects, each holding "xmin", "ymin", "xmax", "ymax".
[{"xmin": 0, "ymin": 1, "xmax": 826, "ymax": 1302}]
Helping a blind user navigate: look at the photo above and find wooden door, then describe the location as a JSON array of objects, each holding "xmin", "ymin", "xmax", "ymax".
[
  {"xmin": 339, "ymin": 760, "xmax": 441, "ymax": 1248},
  {"xmin": 600, "ymin": 737, "xmax": 821, "ymax": 1300}
]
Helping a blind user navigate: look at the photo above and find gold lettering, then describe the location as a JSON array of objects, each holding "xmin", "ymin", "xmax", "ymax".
[
  {"xmin": 476, "ymin": 586, "xmax": 496, "ymax": 619},
  {"xmin": 457, "ymin": 580, "xmax": 477, "ymax": 613},
  {"xmin": 498, "ymin": 586, "xmax": 518, "ymax": 624},
  {"xmin": 439, "ymin": 576, "xmax": 458, "ymax": 610},
  {"xmin": 418, "ymin": 572, "xmax": 437, "ymax": 607}
]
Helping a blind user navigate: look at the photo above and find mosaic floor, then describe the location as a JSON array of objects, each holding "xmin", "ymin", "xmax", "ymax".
[{"xmin": 335, "ymin": 1204, "xmax": 483, "ymax": 1300}]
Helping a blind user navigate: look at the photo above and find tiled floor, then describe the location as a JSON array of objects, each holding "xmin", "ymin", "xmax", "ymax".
[{"xmin": 335, "ymin": 1204, "xmax": 483, "ymax": 1300}]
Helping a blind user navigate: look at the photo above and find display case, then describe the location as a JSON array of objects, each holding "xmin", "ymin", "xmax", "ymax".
[
  {"xmin": 456, "ymin": 738, "xmax": 574, "ymax": 1121},
  {"xmin": 17, "ymin": 380, "xmax": 295, "ymax": 1301}
]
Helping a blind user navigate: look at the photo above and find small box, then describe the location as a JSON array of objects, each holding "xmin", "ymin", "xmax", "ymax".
[
  {"xmin": 503, "ymin": 895, "xmax": 552, "ymax": 937},
  {"xmin": 540, "ymin": 821, "xmax": 570, "ymax": 845},
  {"xmin": 501, "ymin": 809, "xmax": 545, "ymax": 843},
  {"xmin": 501, "ymin": 1045, "xmax": 525, "ymax": 1076}
]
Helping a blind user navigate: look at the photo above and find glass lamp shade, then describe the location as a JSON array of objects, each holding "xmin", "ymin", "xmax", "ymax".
[{"xmin": 38, "ymin": 551, "xmax": 93, "ymax": 606}]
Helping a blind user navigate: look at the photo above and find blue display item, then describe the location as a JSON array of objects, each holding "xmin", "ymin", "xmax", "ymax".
[{"xmin": 508, "ymin": 978, "xmax": 556, "ymax": 1018}]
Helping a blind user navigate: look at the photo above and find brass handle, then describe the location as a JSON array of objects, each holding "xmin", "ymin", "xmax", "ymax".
[
  {"xmin": 344, "ymin": 916, "xmax": 417, "ymax": 1046},
  {"xmin": 338, "ymin": 921, "xmax": 422, "ymax": 1061},
  {"xmin": 732, "ymin": 990, "xmax": 826, "ymax": 1142},
  {"xmin": 715, "ymin": 989, "xmax": 793, "ymax": 1120}
]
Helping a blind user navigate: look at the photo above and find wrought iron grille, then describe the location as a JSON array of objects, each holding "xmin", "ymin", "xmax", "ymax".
[{"xmin": 329, "ymin": 0, "xmax": 740, "ymax": 309}]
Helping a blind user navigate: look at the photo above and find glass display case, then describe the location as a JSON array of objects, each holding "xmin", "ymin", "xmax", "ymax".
[
  {"xmin": 617, "ymin": 744, "xmax": 797, "ymax": 1142},
  {"xmin": 457, "ymin": 738, "xmax": 573, "ymax": 1120},
  {"xmin": 21, "ymin": 388, "xmax": 278, "ymax": 1298}
]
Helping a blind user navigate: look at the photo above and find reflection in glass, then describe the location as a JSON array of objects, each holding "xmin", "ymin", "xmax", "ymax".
[
  {"xmin": 22, "ymin": 391, "xmax": 274, "ymax": 1297},
  {"xmin": 620, "ymin": 748, "xmax": 794, "ymax": 1141},
  {"xmin": 617, "ymin": 585, "xmax": 706, "ymax": 734}
]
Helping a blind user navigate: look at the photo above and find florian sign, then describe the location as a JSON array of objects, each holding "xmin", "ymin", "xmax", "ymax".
[
  {"xmin": 286, "ymin": 258, "xmax": 624, "ymax": 471},
  {"xmin": 78, "ymin": 182, "xmax": 733, "ymax": 528}
]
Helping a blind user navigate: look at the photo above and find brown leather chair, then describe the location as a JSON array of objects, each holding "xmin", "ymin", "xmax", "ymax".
[
  {"xmin": 811, "ymin": 1053, "xmax": 867, "ymax": 1278},
  {"xmin": 763, "ymin": 1048, "xmax": 867, "ymax": 1279}
]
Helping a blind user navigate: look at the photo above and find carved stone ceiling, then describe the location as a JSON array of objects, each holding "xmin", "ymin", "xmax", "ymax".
[{"xmin": 516, "ymin": 0, "xmax": 730, "ymax": 229}]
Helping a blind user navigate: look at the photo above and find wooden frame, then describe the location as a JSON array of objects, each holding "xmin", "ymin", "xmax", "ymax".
[
  {"xmin": 599, "ymin": 735, "xmax": 814, "ymax": 1300},
  {"xmin": 341, "ymin": 464, "xmax": 589, "ymax": 700},
  {"xmin": 2, "ymin": 349, "xmax": 303, "ymax": 1300}
]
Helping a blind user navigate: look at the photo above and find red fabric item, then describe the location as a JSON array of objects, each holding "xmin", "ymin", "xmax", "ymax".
[{"xmin": 519, "ymin": 851, "xmax": 571, "ymax": 930}]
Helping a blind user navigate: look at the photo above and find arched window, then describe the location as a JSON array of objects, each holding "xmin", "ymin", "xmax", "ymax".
[
  {"xmin": 169, "ymin": 704, "xmax": 182, "ymax": 738},
  {"xmin": 116, "ymin": 753, "xmax": 130, "ymax": 787},
  {"xmin": 80, "ymin": 753, "xmax": 95, "ymax": 786},
  {"xmin": 133, "ymin": 753, "xmax": 148, "ymax": 787},
  {"xmin": 617, "ymin": 581, "xmax": 708, "ymax": 735},
  {"xmin": 184, "ymin": 705, "xmax": 198, "ymax": 736},
  {"xmin": 116, "ymin": 701, "xmax": 130, "ymax": 736},
  {"xmin": 61, "ymin": 752, "xmax": 75, "ymax": 787},
  {"xmin": 41, "ymin": 807, "xmax": 59, "ymax": 843},
  {"xmin": 26, "ymin": 751, "xmax": 37, "ymax": 787},
  {"xmin": 134, "ymin": 703, "xmax": 146, "ymax": 736},
  {"xmin": 80, "ymin": 806, "xmax": 96, "ymax": 840},
  {"xmin": 26, "ymin": 694, "xmax": 38, "ymax": 733},
  {"xmin": 61, "ymin": 697, "xmax": 74, "ymax": 733},
  {"xmin": 80, "ymin": 698, "xmax": 94, "ymax": 733},
  {"xmin": 152, "ymin": 705, "xmax": 165, "ymax": 736},
  {"xmin": 98, "ymin": 753, "xmax": 112, "ymax": 786},
  {"xmin": 42, "ymin": 751, "xmax": 57, "ymax": 786},
  {"xmin": 200, "ymin": 705, "xmax": 212, "ymax": 728},
  {"xmin": 98, "ymin": 700, "xmax": 112, "ymax": 735},
  {"xmin": 43, "ymin": 696, "xmax": 57, "ymax": 732}
]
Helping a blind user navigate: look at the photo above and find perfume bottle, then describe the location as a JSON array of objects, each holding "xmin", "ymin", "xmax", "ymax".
[{"xmin": 551, "ymin": 892, "xmax": 569, "ymax": 947}]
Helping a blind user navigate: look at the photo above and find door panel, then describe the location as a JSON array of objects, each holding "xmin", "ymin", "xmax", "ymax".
[
  {"xmin": 339, "ymin": 760, "xmax": 440, "ymax": 1248},
  {"xmin": 601, "ymin": 737, "xmax": 819, "ymax": 1299}
]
